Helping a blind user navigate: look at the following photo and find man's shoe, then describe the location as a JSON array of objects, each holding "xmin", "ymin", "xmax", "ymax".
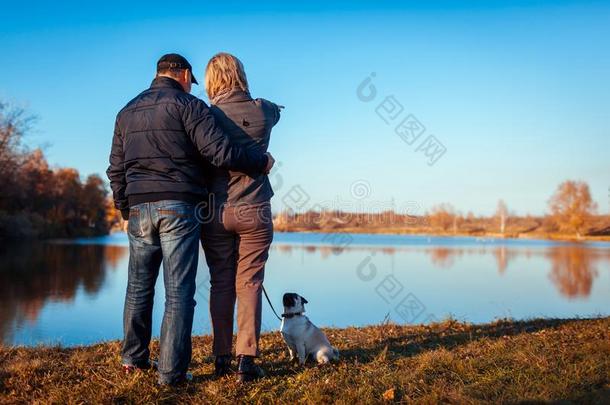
[
  {"xmin": 236, "ymin": 355, "xmax": 266, "ymax": 383},
  {"xmin": 122, "ymin": 360, "xmax": 158, "ymax": 374},
  {"xmin": 158, "ymin": 372, "xmax": 193, "ymax": 386},
  {"xmin": 214, "ymin": 355, "xmax": 233, "ymax": 377},
  {"xmin": 175, "ymin": 372, "xmax": 194, "ymax": 384}
]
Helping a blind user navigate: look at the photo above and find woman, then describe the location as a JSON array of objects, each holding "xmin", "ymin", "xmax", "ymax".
[{"xmin": 201, "ymin": 52, "xmax": 281, "ymax": 383}]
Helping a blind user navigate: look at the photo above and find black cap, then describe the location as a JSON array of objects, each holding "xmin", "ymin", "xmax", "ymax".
[{"xmin": 156, "ymin": 53, "xmax": 198, "ymax": 85}]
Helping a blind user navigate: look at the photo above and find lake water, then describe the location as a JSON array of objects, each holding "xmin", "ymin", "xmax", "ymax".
[{"xmin": 1, "ymin": 232, "xmax": 609, "ymax": 347}]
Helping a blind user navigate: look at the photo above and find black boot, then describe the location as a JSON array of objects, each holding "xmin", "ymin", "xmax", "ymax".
[
  {"xmin": 237, "ymin": 355, "xmax": 266, "ymax": 383},
  {"xmin": 214, "ymin": 355, "xmax": 233, "ymax": 377}
]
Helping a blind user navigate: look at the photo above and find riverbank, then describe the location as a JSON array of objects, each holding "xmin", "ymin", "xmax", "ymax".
[
  {"xmin": 275, "ymin": 227, "xmax": 610, "ymax": 242},
  {"xmin": 1, "ymin": 318, "xmax": 608, "ymax": 403},
  {"xmin": 0, "ymin": 211, "xmax": 110, "ymax": 242},
  {"xmin": 273, "ymin": 212, "xmax": 610, "ymax": 243},
  {"xmin": 274, "ymin": 226, "xmax": 610, "ymax": 242}
]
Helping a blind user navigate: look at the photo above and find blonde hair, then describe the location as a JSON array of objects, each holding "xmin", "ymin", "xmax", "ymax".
[{"xmin": 205, "ymin": 52, "xmax": 249, "ymax": 102}]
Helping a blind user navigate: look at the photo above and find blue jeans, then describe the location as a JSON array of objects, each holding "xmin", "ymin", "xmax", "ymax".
[{"xmin": 121, "ymin": 200, "xmax": 200, "ymax": 385}]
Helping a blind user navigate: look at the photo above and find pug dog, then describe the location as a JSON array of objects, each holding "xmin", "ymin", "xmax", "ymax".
[{"xmin": 280, "ymin": 293, "xmax": 339, "ymax": 365}]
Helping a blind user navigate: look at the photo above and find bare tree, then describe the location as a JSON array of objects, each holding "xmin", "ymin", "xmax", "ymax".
[
  {"xmin": 548, "ymin": 180, "xmax": 597, "ymax": 238},
  {"xmin": 0, "ymin": 102, "xmax": 35, "ymax": 175},
  {"xmin": 452, "ymin": 212, "xmax": 464, "ymax": 235},
  {"xmin": 496, "ymin": 199, "xmax": 508, "ymax": 235}
]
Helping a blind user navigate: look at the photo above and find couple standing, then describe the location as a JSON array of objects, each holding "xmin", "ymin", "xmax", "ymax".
[{"xmin": 107, "ymin": 53, "xmax": 280, "ymax": 385}]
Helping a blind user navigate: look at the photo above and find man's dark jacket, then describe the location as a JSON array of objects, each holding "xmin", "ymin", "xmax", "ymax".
[{"xmin": 106, "ymin": 77, "xmax": 268, "ymax": 219}]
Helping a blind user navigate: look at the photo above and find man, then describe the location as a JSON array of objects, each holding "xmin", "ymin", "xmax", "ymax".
[{"xmin": 106, "ymin": 53, "xmax": 274, "ymax": 385}]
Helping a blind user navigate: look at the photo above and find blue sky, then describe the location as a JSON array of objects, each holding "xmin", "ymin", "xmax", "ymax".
[{"xmin": 1, "ymin": 0, "xmax": 609, "ymax": 216}]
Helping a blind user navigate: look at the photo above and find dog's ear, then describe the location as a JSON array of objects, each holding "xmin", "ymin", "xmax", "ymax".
[
  {"xmin": 283, "ymin": 293, "xmax": 296, "ymax": 307},
  {"xmin": 301, "ymin": 296, "xmax": 309, "ymax": 304}
]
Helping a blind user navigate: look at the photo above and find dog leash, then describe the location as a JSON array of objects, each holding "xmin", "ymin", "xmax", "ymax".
[{"xmin": 262, "ymin": 285, "xmax": 283, "ymax": 321}]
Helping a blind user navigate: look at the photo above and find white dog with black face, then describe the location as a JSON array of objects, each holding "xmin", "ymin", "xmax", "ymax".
[{"xmin": 280, "ymin": 293, "xmax": 339, "ymax": 365}]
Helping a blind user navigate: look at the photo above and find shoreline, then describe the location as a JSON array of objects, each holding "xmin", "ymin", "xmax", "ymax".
[
  {"xmin": 272, "ymin": 227, "xmax": 610, "ymax": 243},
  {"xmin": 1, "ymin": 317, "xmax": 608, "ymax": 403}
]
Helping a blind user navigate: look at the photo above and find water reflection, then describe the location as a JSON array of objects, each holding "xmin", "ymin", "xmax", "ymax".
[
  {"xmin": 548, "ymin": 246, "xmax": 600, "ymax": 299},
  {"xmin": 270, "ymin": 242, "xmax": 609, "ymax": 299},
  {"xmin": 427, "ymin": 247, "xmax": 459, "ymax": 268},
  {"xmin": 1, "ymin": 235, "xmax": 608, "ymax": 346},
  {"xmin": 0, "ymin": 243, "xmax": 127, "ymax": 343}
]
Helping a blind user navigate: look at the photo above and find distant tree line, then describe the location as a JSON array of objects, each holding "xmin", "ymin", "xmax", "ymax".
[
  {"xmin": 0, "ymin": 102, "xmax": 110, "ymax": 240},
  {"xmin": 275, "ymin": 181, "xmax": 606, "ymax": 239},
  {"xmin": 422, "ymin": 181, "xmax": 599, "ymax": 238}
]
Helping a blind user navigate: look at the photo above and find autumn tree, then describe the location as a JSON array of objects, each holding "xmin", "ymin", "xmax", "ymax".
[
  {"xmin": 105, "ymin": 196, "xmax": 123, "ymax": 231},
  {"xmin": 81, "ymin": 175, "xmax": 109, "ymax": 233},
  {"xmin": 428, "ymin": 203, "xmax": 455, "ymax": 232},
  {"xmin": 548, "ymin": 181, "xmax": 597, "ymax": 237},
  {"xmin": 19, "ymin": 149, "xmax": 55, "ymax": 211}
]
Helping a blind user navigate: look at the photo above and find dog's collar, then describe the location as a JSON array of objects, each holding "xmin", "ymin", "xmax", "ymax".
[{"xmin": 281, "ymin": 312, "xmax": 303, "ymax": 319}]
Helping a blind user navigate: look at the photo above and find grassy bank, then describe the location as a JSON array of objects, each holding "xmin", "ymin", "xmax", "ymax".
[{"xmin": 1, "ymin": 318, "xmax": 609, "ymax": 404}]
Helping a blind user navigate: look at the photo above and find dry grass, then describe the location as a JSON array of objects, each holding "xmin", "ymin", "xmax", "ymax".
[{"xmin": 1, "ymin": 318, "xmax": 609, "ymax": 404}]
